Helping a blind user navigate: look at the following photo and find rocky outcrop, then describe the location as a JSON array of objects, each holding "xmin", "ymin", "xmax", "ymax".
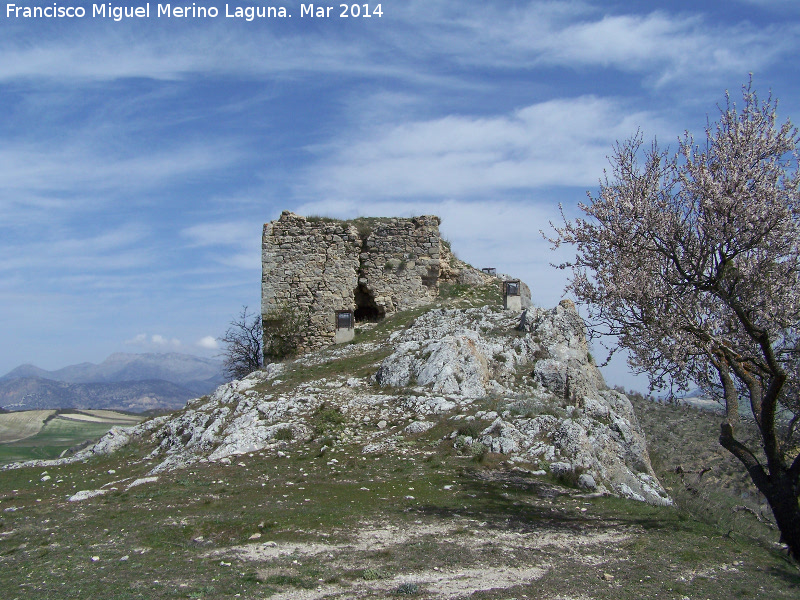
[
  {"xmin": 10, "ymin": 300, "xmax": 669, "ymax": 505},
  {"xmin": 373, "ymin": 301, "xmax": 669, "ymax": 504}
]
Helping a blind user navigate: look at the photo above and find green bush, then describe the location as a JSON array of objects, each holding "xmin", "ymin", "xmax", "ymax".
[
  {"xmin": 470, "ymin": 442, "xmax": 488, "ymax": 462},
  {"xmin": 355, "ymin": 219, "xmax": 373, "ymax": 239},
  {"xmin": 314, "ymin": 405, "xmax": 347, "ymax": 436},
  {"xmin": 396, "ymin": 582, "xmax": 419, "ymax": 595},
  {"xmin": 262, "ymin": 303, "xmax": 307, "ymax": 363},
  {"xmin": 457, "ymin": 423, "xmax": 481, "ymax": 439},
  {"xmin": 438, "ymin": 282, "xmax": 470, "ymax": 298},
  {"xmin": 361, "ymin": 568, "xmax": 385, "ymax": 581},
  {"xmin": 274, "ymin": 427, "xmax": 294, "ymax": 441}
]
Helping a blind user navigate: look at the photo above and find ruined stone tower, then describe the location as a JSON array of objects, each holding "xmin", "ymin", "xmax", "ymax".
[{"xmin": 261, "ymin": 211, "xmax": 443, "ymax": 355}]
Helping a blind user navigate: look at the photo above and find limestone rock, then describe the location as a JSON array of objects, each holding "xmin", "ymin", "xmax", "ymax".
[
  {"xmin": 371, "ymin": 303, "xmax": 670, "ymax": 505},
  {"xmin": 404, "ymin": 421, "xmax": 435, "ymax": 435},
  {"xmin": 9, "ymin": 297, "xmax": 670, "ymax": 506}
]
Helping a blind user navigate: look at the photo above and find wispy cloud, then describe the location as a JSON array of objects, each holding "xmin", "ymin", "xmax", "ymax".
[
  {"xmin": 0, "ymin": 141, "xmax": 240, "ymax": 198},
  {"xmin": 181, "ymin": 221, "xmax": 261, "ymax": 247},
  {"xmin": 180, "ymin": 220, "xmax": 263, "ymax": 270},
  {"xmin": 0, "ymin": 224, "xmax": 153, "ymax": 273},
  {"xmin": 301, "ymin": 96, "xmax": 667, "ymax": 200},
  {"xmin": 0, "ymin": 22, "xmax": 390, "ymax": 82},
  {"xmin": 390, "ymin": 2, "xmax": 797, "ymax": 88},
  {"xmin": 197, "ymin": 336, "xmax": 219, "ymax": 350},
  {"xmin": 734, "ymin": 0, "xmax": 800, "ymax": 9},
  {"xmin": 125, "ymin": 333, "xmax": 182, "ymax": 348},
  {"xmin": 0, "ymin": 2, "xmax": 794, "ymax": 91}
]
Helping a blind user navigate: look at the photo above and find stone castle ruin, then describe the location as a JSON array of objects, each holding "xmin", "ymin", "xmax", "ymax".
[
  {"xmin": 261, "ymin": 211, "xmax": 446, "ymax": 354},
  {"xmin": 261, "ymin": 211, "xmax": 532, "ymax": 358}
]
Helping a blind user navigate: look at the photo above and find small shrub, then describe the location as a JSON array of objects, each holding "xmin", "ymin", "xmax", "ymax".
[
  {"xmin": 306, "ymin": 215, "xmax": 340, "ymax": 224},
  {"xmin": 396, "ymin": 582, "xmax": 419, "ymax": 595},
  {"xmin": 314, "ymin": 405, "xmax": 347, "ymax": 436},
  {"xmin": 471, "ymin": 442, "xmax": 488, "ymax": 463},
  {"xmin": 355, "ymin": 220, "xmax": 373, "ymax": 239},
  {"xmin": 263, "ymin": 574, "xmax": 315, "ymax": 589},
  {"xmin": 274, "ymin": 427, "xmax": 294, "ymax": 441},
  {"xmin": 457, "ymin": 423, "xmax": 481, "ymax": 439},
  {"xmin": 262, "ymin": 303, "xmax": 307, "ymax": 364},
  {"xmin": 242, "ymin": 571, "xmax": 264, "ymax": 583},
  {"xmin": 533, "ymin": 348, "xmax": 551, "ymax": 361},
  {"xmin": 362, "ymin": 568, "xmax": 385, "ymax": 581},
  {"xmin": 438, "ymin": 282, "xmax": 470, "ymax": 298},
  {"xmin": 526, "ymin": 404, "xmax": 567, "ymax": 419},
  {"xmin": 453, "ymin": 434, "xmax": 469, "ymax": 451},
  {"xmin": 553, "ymin": 465, "xmax": 586, "ymax": 488}
]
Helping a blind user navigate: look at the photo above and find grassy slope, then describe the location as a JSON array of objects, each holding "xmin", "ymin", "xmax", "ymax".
[
  {"xmin": 0, "ymin": 411, "xmax": 144, "ymax": 465},
  {"xmin": 0, "ymin": 411, "xmax": 56, "ymax": 444},
  {"xmin": 628, "ymin": 391, "xmax": 778, "ymax": 549},
  {"xmin": 0, "ymin": 290, "xmax": 797, "ymax": 599}
]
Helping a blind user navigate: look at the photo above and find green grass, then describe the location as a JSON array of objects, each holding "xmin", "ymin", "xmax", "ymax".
[
  {"xmin": 1, "ymin": 412, "xmax": 798, "ymax": 600},
  {"xmin": 1, "ymin": 304, "xmax": 798, "ymax": 599},
  {"xmin": 0, "ymin": 413, "xmax": 141, "ymax": 465}
]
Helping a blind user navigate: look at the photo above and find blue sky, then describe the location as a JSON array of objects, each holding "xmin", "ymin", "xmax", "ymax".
[{"xmin": 1, "ymin": 0, "xmax": 799, "ymax": 390}]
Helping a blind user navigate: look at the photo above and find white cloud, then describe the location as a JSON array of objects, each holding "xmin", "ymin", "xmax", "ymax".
[
  {"xmin": 125, "ymin": 333, "xmax": 182, "ymax": 348},
  {"xmin": 0, "ymin": 2, "xmax": 793, "ymax": 91},
  {"xmin": 181, "ymin": 221, "xmax": 261, "ymax": 247},
  {"xmin": 0, "ymin": 140, "xmax": 240, "ymax": 198},
  {"xmin": 197, "ymin": 336, "xmax": 219, "ymax": 350},
  {"xmin": 180, "ymin": 220, "xmax": 263, "ymax": 270},
  {"xmin": 0, "ymin": 23, "xmax": 391, "ymax": 83},
  {"xmin": 734, "ymin": 0, "xmax": 800, "ymax": 8},
  {"xmin": 538, "ymin": 12, "xmax": 788, "ymax": 86},
  {"xmin": 151, "ymin": 334, "xmax": 181, "ymax": 347},
  {"xmin": 301, "ymin": 96, "xmax": 667, "ymax": 200},
  {"xmin": 125, "ymin": 333, "xmax": 148, "ymax": 345},
  {"xmin": 377, "ymin": 2, "xmax": 797, "ymax": 90},
  {"xmin": 0, "ymin": 224, "xmax": 154, "ymax": 274}
]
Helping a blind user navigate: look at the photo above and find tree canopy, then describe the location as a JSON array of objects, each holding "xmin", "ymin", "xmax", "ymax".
[{"xmin": 549, "ymin": 81, "xmax": 800, "ymax": 559}]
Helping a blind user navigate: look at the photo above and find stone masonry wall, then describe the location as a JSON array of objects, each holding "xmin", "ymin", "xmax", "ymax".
[{"xmin": 261, "ymin": 211, "xmax": 442, "ymax": 353}]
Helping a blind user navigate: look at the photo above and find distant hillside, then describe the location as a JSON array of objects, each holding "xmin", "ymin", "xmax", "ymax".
[
  {"xmin": 0, "ymin": 352, "xmax": 224, "ymax": 411},
  {"xmin": 0, "ymin": 376, "xmax": 198, "ymax": 413},
  {"xmin": 1, "ymin": 352, "xmax": 224, "ymax": 389}
]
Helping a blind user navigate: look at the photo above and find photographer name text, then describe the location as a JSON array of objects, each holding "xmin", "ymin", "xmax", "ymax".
[{"xmin": 5, "ymin": 3, "xmax": 383, "ymax": 21}]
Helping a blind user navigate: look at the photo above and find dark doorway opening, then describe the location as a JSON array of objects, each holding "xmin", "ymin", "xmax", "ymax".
[{"xmin": 354, "ymin": 284, "xmax": 385, "ymax": 322}]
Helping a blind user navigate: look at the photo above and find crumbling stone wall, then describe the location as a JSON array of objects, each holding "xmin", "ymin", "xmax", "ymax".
[{"xmin": 261, "ymin": 211, "xmax": 442, "ymax": 354}]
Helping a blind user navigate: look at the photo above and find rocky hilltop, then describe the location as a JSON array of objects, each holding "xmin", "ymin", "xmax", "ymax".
[{"xmin": 19, "ymin": 291, "xmax": 670, "ymax": 506}]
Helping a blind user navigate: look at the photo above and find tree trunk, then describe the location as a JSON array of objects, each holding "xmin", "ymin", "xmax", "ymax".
[
  {"xmin": 720, "ymin": 424, "xmax": 800, "ymax": 561},
  {"xmin": 762, "ymin": 472, "xmax": 800, "ymax": 561}
]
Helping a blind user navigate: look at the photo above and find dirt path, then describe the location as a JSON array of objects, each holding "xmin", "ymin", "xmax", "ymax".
[{"xmin": 211, "ymin": 514, "xmax": 631, "ymax": 599}]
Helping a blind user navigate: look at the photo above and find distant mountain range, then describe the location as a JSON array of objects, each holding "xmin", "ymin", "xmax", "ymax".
[{"xmin": 0, "ymin": 353, "xmax": 225, "ymax": 413}]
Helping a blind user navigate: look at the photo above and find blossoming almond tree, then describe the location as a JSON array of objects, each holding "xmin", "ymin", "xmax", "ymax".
[{"xmin": 549, "ymin": 82, "xmax": 800, "ymax": 559}]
